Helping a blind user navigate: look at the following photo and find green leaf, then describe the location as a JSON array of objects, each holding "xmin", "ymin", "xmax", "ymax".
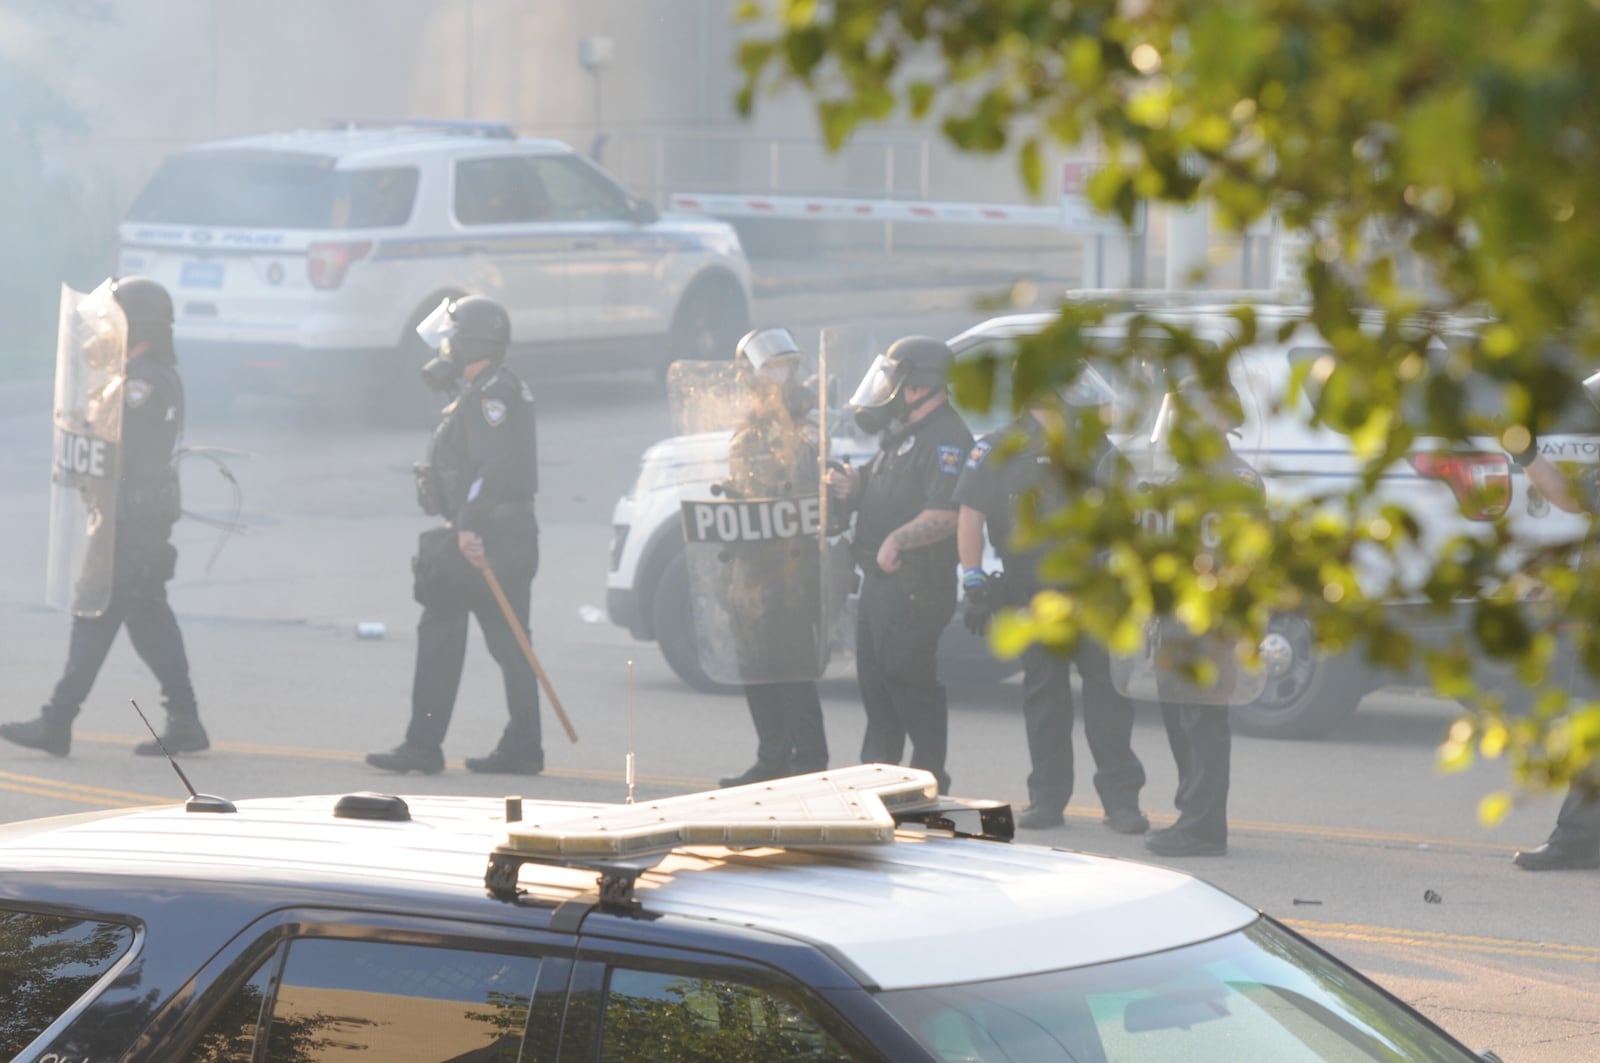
[
  {"xmin": 1477, "ymin": 791, "xmax": 1513, "ymax": 827},
  {"xmin": 1020, "ymin": 137, "xmax": 1043, "ymax": 197}
]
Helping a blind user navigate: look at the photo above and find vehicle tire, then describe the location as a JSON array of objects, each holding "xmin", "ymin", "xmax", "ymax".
[
  {"xmin": 666, "ymin": 278, "xmax": 750, "ymax": 375},
  {"xmin": 371, "ymin": 296, "xmax": 461, "ymax": 428},
  {"xmin": 652, "ymin": 550, "xmax": 741, "ymax": 696},
  {"xmin": 1231, "ymin": 615, "xmax": 1373, "ymax": 739}
]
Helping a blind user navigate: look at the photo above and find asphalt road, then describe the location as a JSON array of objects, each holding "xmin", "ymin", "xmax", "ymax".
[{"xmin": 0, "ymin": 296, "xmax": 1595, "ymax": 1061}]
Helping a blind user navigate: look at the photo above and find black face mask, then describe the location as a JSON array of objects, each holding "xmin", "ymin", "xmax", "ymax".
[
  {"xmin": 782, "ymin": 379, "xmax": 815, "ymax": 420},
  {"xmin": 852, "ymin": 391, "xmax": 907, "ymax": 435}
]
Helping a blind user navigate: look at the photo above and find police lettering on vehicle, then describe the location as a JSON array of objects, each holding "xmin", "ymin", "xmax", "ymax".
[
  {"xmin": 54, "ymin": 430, "xmax": 110, "ymax": 479},
  {"xmin": 1135, "ymin": 507, "xmax": 1224, "ymax": 549},
  {"xmin": 682, "ymin": 496, "xmax": 823, "ymax": 544}
]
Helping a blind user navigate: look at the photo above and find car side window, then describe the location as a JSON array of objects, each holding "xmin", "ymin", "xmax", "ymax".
[
  {"xmin": 182, "ymin": 938, "xmax": 541, "ymax": 1062},
  {"xmin": 456, "ymin": 156, "xmax": 552, "ymax": 225},
  {"xmin": 0, "ymin": 908, "xmax": 135, "ymax": 1058},
  {"xmin": 598, "ymin": 966, "xmax": 865, "ymax": 1063},
  {"xmin": 529, "ymin": 156, "xmax": 631, "ymax": 222}
]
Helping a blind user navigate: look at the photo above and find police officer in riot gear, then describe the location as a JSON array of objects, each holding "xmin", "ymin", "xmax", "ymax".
[
  {"xmin": 368, "ymin": 294, "xmax": 544, "ymax": 775},
  {"xmin": 2, "ymin": 277, "xmax": 208, "ymax": 758},
  {"xmin": 1141, "ymin": 374, "xmax": 1264, "ymax": 858},
  {"xmin": 953, "ymin": 377, "xmax": 1149, "ymax": 833},
  {"xmin": 717, "ymin": 327, "xmax": 830, "ymax": 787},
  {"xmin": 830, "ymin": 336, "xmax": 973, "ymax": 793},
  {"xmin": 1505, "ymin": 414, "xmax": 1600, "ymax": 871}
]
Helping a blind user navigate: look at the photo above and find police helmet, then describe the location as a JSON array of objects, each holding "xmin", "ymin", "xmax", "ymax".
[
  {"xmin": 110, "ymin": 276, "xmax": 174, "ymax": 328},
  {"xmin": 735, "ymin": 327, "xmax": 802, "ymax": 372},
  {"xmin": 847, "ymin": 335, "xmax": 952, "ymax": 409}
]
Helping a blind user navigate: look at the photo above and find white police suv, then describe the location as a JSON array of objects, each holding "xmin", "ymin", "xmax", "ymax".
[
  {"xmin": 115, "ymin": 119, "xmax": 752, "ymax": 419},
  {"xmin": 607, "ymin": 302, "xmax": 1600, "ymax": 739},
  {"xmin": 0, "ymin": 766, "xmax": 1493, "ymax": 1060}
]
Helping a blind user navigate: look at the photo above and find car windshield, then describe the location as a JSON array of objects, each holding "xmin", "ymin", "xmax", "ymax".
[
  {"xmin": 875, "ymin": 918, "xmax": 1478, "ymax": 1063},
  {"xmin": 126, "ymin": 150, "xmax": 419, "ymax": 230}
]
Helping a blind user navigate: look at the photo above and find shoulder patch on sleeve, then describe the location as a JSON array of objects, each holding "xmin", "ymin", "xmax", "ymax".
[
  {"xmin": 1235, "ymin": 464, "xmax": 1262, "ymax": 490},
  {"xmin": 482, "ymin": 398, "xmax": 508, "ymax": 427},
  {"xmin": 965, "ymin": 438, "xmax": 993, "ymax": 470},
  {"xmin": 937, "ymin": 444, "xmax": 964, "ymax": 475},
  {"xmin": 126, "ymin": 378, "xmax": 152, "ymax": 409}
]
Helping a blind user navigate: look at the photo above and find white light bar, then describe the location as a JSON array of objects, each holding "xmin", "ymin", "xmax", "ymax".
[{"xmin": 495, "ymin": 765, "xmax": 940, "ymax": 862}]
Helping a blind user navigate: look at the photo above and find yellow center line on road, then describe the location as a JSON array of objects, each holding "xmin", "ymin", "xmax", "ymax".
[
  {"xmin": 0, "ymin": 770, "xmax": 171, "ymax": 807},
  {"xmin": 74, "ymin": 732, "xmax": 713, "ymax": 790},
  {"xmin": 1286, "ymin": 918, "xmax": 1600, "ymax": 964}
]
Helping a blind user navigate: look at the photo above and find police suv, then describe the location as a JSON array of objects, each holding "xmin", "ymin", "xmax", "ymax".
[
  {"xmin": 115, "ymin": 119, "xmax": 752, "ymax": 419},
  {"xmin": 608, "ymin": 303, "xmax": 1600, "ymax": 739},
  {"xmin": 0, "ymin": 765, "xmax": 1494, "ymax": 1061}
]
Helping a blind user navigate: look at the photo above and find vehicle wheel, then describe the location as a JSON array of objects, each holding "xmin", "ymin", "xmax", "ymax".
[
  {"xmin": 1231, "ymin": 615, "xmax": 1372, "ymax": 739},
  {"xmin": 652, "ymin": 550, "xmax": 740, "ymax": 696},
  {"xmin": 667, "ymin": 282, "xmax": 749, "ymax": 374}
]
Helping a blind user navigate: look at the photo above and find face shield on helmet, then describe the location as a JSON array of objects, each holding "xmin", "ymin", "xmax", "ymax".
[
  {"xmin": 737, "ymin": 327, "xmax": 802, "ymax": 373},
  {"xmin": 416, "ymin": 297, "xmax": 457, "ymax": 351},
  {"xmin": 847, "ymin": 353, "xmax": 905, "ymax": 410}
]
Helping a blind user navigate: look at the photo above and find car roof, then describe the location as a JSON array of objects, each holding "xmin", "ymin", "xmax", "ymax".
[
  {"xmin": 177, "ymin": 127, "xmax": 576, "ymax": 167},
  {"xmin": 0, "ymin": 793, "xmax": 1256, "ymax": 990}
]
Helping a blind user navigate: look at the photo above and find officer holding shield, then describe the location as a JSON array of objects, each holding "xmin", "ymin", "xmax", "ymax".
[
  {"xmin": 1504, "ymin": 391, "xmax": 1600, "ymax": 871},
  {"xmin": 830, "ymin": 336, "xmax": 973, "ymax": 794},
  {"xmin": 367, "ymin": 294, "xmax": 543, "ymax": 776},
  {"xmin": 716, "ymin": 327, "xmax": 830, "ymax": 787},
  {"xmin": 953, "ymin": 374, "xmax": 1149, "ymax": 833},
  {"xmin": 2, "ymin": 278, "xmax": 207, "ymax": 758},
  {"xmin": 1136, "ymin": 374, "xmax": 1265, "ymax": 858}
]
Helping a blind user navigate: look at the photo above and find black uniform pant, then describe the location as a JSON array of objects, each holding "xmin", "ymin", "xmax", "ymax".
[
  {"xmin": 44, "ymin": 532, "xmax": 195, "ymax": 725},
  {"xmin": 1547, "ymin": 780, "xmax": 1600, "ymax": 854},
  {"xmin": 406, "ymin": 562, "xmax": 542, "ymax": 761},
  {"xmin": 1160, "ymin": 702, "xmax": 1231, "ymax": 843},
  {"xmin": 742, "ymin": 681, "xmax": 828, "ymax": 774},
  {"xmin": 1021, "ymin": 640, "xmax": 1145, "ymax": 815},
  {"xmin": 856, "ymin": 570, "xmax": 955, "ymax": 792}
]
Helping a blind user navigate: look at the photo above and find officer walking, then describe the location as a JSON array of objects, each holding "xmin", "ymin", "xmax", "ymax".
[
  {"xmin": 953, "ymin": 384, "xmax": 1149, "ymax": 833},
  {"xmin": 830, "ymin": 336, "xmax": 973, "ymax": 793},
  {"xmin": 368, "ymin": 295, "xmax": 543, "ymax": 776},
  {"xmin": 2, "ymin": 277, "xmax": 208, "ymax": 758},
  {"xmin": 1140, "ymin": 375, "xmax": 1265, "ymax": 859},
  {"xmin": 1505, "ymin": 423, "xmax": 1600, "ymax": 871},
  {"xmin": 717, "ymin": 327, "xmax": 830, "ymax": 787}
]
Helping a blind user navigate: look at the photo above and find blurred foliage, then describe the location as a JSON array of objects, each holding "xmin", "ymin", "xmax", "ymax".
[
  {"xmin": 0, "ymin": 0, "xmax": 115, "ymax": 380},
  {"xmin": 738, "ymin": 0, "xmax": 1600, "ymax": 821}
]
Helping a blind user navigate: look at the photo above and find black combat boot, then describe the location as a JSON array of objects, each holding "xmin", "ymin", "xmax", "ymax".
[
  {"xmin": 366, "ymin": 744, "xmax": 446, "ymax": 775},
  {"xmin": 134, "ymin": 716, "xmax": 210, "ymax": 756},
  {"xmin": 0, "ymin": 713, "xmax": 73, "ymax": 757},
  {"xmin": 464, "ymin": 748, "xmax": 544, "ymax": 775}
]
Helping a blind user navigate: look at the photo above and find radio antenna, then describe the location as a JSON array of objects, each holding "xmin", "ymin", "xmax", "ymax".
[
  {"xmin": 130, "ymin": 699, "xmax": 236, "ymax": 814},
  {"xmin": 625, "ymin": 659, "xmax": 637, "ymax": 805}
]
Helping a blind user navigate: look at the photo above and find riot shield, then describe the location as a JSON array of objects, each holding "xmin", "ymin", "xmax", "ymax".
[
  {"xmin": 47, "ymin": 280, "xmax": 127, "ymax": 617},
  {"xmin": 1107, "ymin": 388, "xmax": 1269, "ymax": 706},
  {"xmin": 671, "ymin": 353, "xmax": 848, "ymax": 685}
]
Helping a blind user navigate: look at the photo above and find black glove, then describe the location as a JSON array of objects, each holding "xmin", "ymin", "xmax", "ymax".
[
  {"xmin": 962, "ymin": 569, "xmax": 993, "ymax": 636},
  {"xmin": 1502, "ymin": 425, "xmax": 1539, "ymax": 467}
]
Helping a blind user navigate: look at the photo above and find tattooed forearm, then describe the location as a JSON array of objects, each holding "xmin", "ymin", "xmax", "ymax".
[{"xmin": 889, "ymin": 509, "xmax": 958, "ymax": 551}]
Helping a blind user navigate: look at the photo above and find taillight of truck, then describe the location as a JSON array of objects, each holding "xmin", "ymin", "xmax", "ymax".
[{"xmin": 1408, "ymin": 451, "xmax": 1511, "ymax": 520}]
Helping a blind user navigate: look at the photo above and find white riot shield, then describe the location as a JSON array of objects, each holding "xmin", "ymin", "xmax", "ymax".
[
  {"xmin": 47, "ymin": 281, "xmax": 127, "ymax": 617},
  {"xmin": 1107, "ymin": 391, "xmax": 1269, "ymax": 706},
  {"xmin": 671, "ymin": 355, "xmax": 847, "ymax": 685}
]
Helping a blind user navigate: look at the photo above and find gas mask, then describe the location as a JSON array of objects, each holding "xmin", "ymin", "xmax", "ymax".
[
  {"xmin": 848, "ymin": 352, "xmax": 911, "ymax": 435},
  {"xmin": 417, "ymin": 299, "xmax": 462, "ymax": 392}
]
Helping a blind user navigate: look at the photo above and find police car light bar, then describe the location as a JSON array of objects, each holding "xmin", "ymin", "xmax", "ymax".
[
  {"xmin": 328, "ymin": 118, "xmax": 517, "ymax": 140},
  {"xmin": 484, "ymin": 765, "xmax": 946, "ymax": 904}
]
